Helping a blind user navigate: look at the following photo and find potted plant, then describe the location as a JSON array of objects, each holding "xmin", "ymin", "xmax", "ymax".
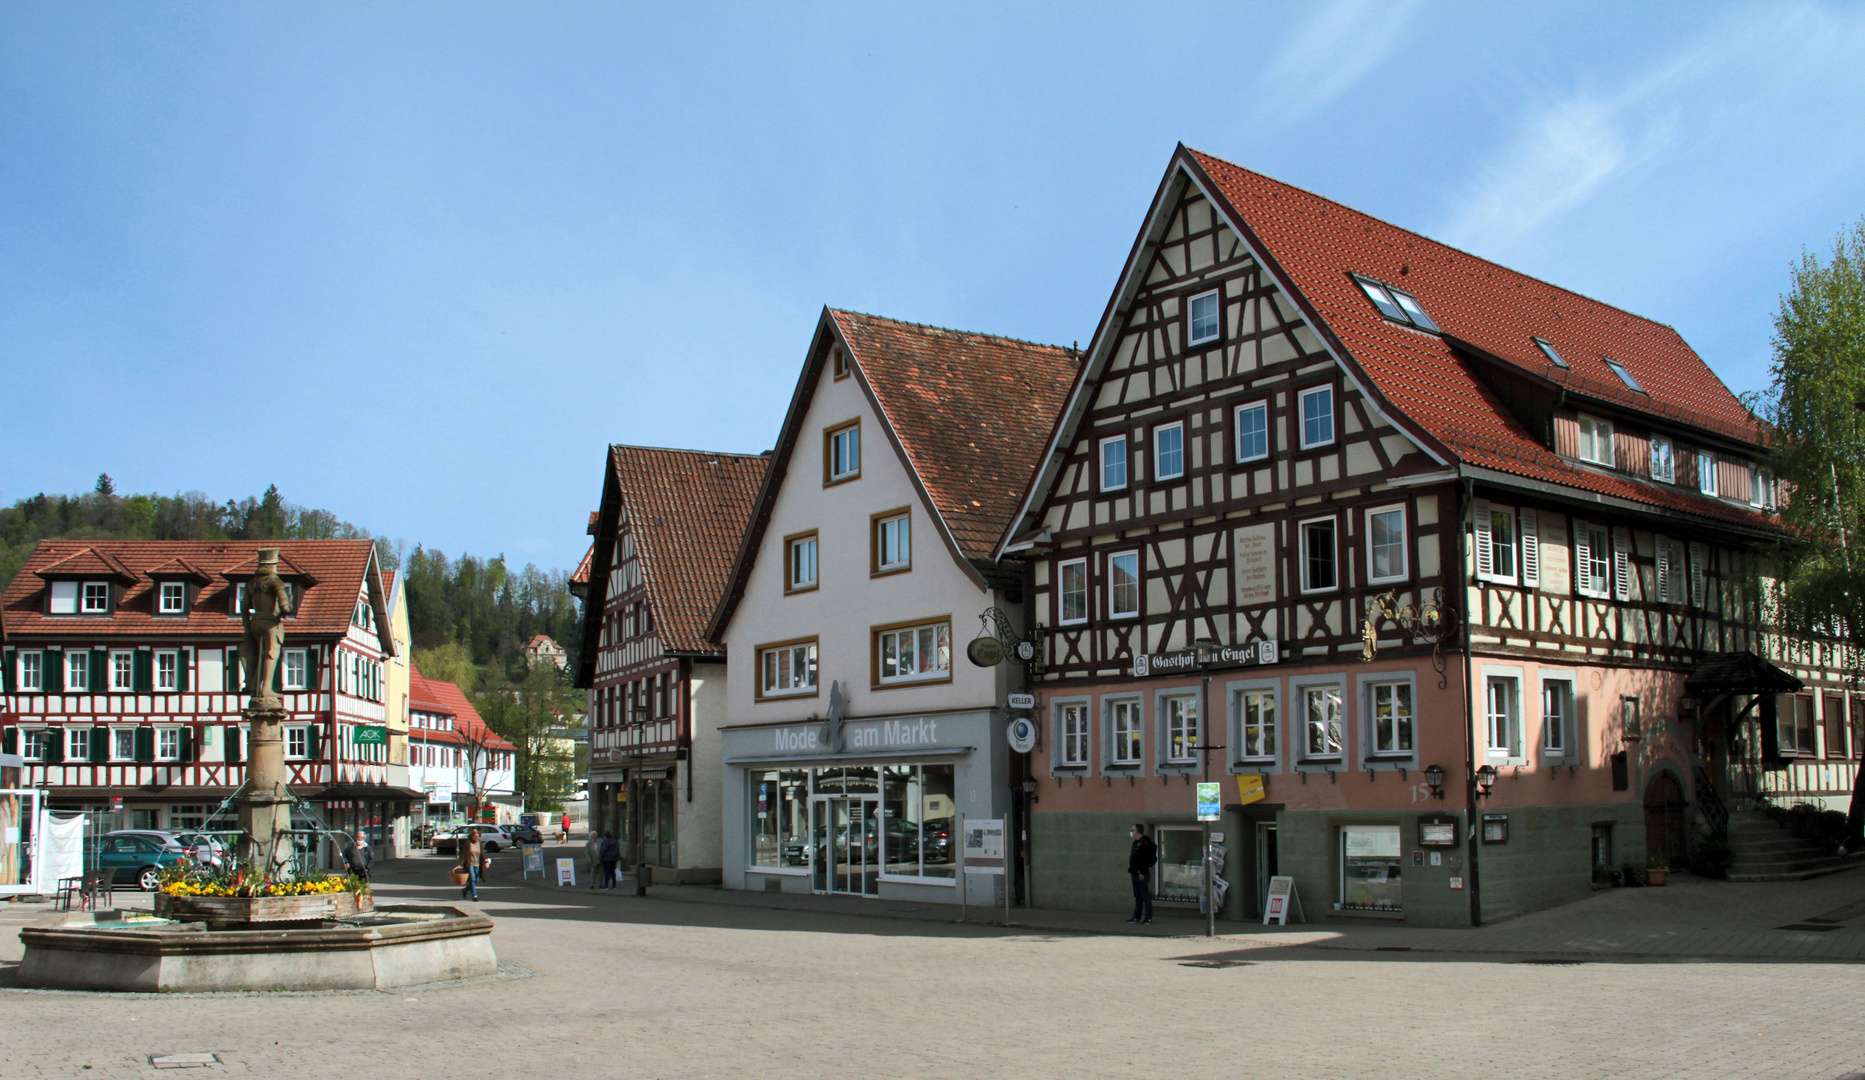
[{"xmin": 1645, "ymin": 854, "xmax": 1669, "ymax": 886}]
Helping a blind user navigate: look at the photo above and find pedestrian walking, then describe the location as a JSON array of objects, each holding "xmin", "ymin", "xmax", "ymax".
[
  {"xmin": 598, "ymin": 832, "xmax": 621, "ymax": 890},
  {"xmin": 585, "ymin": 832, "xmax": 603, "ymax": 888},
  {"xmin": 1126, "ymin": 824, "xmax": 1156, "ymax": 925},
  {"xmin": 559, "ymin": 813, "xmax": 570, "ymax": 843},
  {"xmin": 342, "ymin": 830, "xmax": 374, "ymax": 882},
  {"xmin": 459, "ymin": 828, "xmax": 482, "ymax": 901}
]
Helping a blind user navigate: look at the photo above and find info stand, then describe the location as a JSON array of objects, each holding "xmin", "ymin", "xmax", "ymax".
[
  {"xmin": 1262, "ymin": 875, "xmax": 1305, "ymax": 925},
  {"xmin": 522, "ymin": 842, "xmax": 545, "ymax": 880},
  {"xmin": 958, "ymin": 816, "xmax": 1009, "ymax": 925}
]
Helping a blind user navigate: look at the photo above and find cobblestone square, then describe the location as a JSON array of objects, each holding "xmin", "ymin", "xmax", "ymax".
[{"xmin": 3, "ymin": 850, "xmax": 1862, "ymax": 1080}]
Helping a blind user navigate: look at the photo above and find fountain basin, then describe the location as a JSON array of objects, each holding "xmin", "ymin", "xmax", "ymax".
[
  {"xmin": 16, "ymin": 904, "xmax": 496, "ymax": 993},
  {"xmin": 154, "ymin": 890, "xmax": 374, "ymax": 925}
]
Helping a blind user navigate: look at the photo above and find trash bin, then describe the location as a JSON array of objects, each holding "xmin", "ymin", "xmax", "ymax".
[{"xmin": 635, "ymin": 863, "xmax": 651, "ymax": 896}]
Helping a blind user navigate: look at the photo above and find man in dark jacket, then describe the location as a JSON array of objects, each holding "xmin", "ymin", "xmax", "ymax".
[
  {"xmin": 598, "ymin": 832, "xmax": 621, "ymax": 890},
  {"xmin": 342, "ymin": 831, "xmax": 373, "ymax": 882},
  {"xmin": 1126, "ymin": 824, "xmax": 1157, "ymax": 925}
]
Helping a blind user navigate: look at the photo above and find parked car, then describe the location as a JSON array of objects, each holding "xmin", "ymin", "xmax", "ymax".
[
  {"xmin": 434, "ymin": 824, "xmax": 512, "ymax": 854},
  {"xmin": 506, "ymin": 824, "xmax": 545, "ymax": 845},
  {"xmin": 87, "ymin": 833, "xmax": 190, "ymax": 891}
]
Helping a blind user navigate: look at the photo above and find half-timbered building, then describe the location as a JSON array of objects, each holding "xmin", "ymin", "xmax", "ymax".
[
  {"xmin": 707, "ymin": 308, "xmax": 1076, "ymax": 905},
  {"xmin": 1000, "ymin": 146, "xmax": 1858, "ymax": 926},
  {"xmin": 408, "ymin": 667, "xmax": 516, "ymax": 828},
  {"xmin": 0, "ymin": 539, "xmax": 420, "ymax": 867},
  {"xmin": 573, "ymin": 444, "xmax": 767, "ymax": 883}
]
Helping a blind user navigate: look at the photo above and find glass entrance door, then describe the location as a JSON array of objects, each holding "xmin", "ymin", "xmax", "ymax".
[{"xmin": 810, "ymin": 795, "xmax": 879, "ymax": 896}]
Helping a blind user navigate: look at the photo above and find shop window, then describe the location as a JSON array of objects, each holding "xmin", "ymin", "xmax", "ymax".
[
  {"xmin": 1340, "ymin": 825, "xmax": 1403, "ymax": 912},
  {"xmin": 880, "ymin": 763, "xmax": 956, "ymax": 880},
  {"xmin": 1153, "ymin": 826, "xmax": 1206, "ymax": 904},
  {"xmin": 750, "ymin": 769, "xmax": 809, "ymax": 869}
]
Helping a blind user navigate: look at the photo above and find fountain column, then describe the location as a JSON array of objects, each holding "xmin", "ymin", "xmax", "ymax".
[{"xmin": 233, "ymin": 547, "xmax": 298, "ymax": 876}]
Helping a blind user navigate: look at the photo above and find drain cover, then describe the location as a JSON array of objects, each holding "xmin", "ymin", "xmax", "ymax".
[
  {"xmin": 150, "ymin": 1054, "xmax": 219, "ymax": 1069},
  {"xmin": 1776, "ymin": 923, "xmax": 1842, "ymax": 932},
  {"xmin": 1517, "ymin": 959, "xmax": 1585, "ymax": 965},
  {"xmin": 1178, "ymin": 960, "xmax": 1256, "ymax": 968}
]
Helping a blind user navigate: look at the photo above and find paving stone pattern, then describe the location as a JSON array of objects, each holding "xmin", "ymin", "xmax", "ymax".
[{"xmin": 1, "ymin": 844, "xmax": 1860, "ymax": 1080}]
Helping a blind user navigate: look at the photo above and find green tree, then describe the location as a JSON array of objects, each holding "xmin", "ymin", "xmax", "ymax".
[
  {"xmin": 1754, "ymin": 214, "xmax": 1865, "ymax": 845},
  {"xmin": 413, "ymin": 642, "xmax": 478, "ymax": 694},
  {"xmin": 475, "ymin": 661, "xmax": 583, "ymax": 814}
]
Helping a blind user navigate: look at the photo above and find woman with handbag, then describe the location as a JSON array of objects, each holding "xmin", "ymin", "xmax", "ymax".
[{"xmin": 459, "ymin": 829, "xmax": 482, "ymax": 901}]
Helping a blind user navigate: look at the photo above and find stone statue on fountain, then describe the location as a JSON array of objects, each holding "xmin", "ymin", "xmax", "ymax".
[{"xmin": 236, "ymin": 548, "xmax": 298, "ymax": 876}]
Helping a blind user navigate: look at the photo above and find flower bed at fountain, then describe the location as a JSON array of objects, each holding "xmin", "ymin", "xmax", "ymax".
[{"xmin": 152, "ymin": 868, "xmax": 374, "ymax": 925}]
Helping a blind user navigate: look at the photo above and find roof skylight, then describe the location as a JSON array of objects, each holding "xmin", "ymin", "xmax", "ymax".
[
  {"xmin": 1354, "ymin": 275, "xmax": 1439, "ymax": 334},
  {"xmin": 1604, "ymin": 357, "xmax": 1645, "ymax": 393},
  {"xmin": 1531, "ymin": 336, "xmax": 1569, "ymax": 368}
]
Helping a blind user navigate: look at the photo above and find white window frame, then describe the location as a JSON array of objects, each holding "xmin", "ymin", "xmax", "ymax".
[
  {"xmin": 156, "ymin": 726, "xmax": 182, "ymax": 762},
  {"xmin": 787, "ymin": 534, "xmax": 818, "ymax": 592},
  {"xmin": 1697, "ymin": 452, "xmax": 1717, "ymax": 496},
  {"xmin": 1297, "ymin": 682, "xmax": 1345, "ymax": 763},
  {"xmin": 1650, "ymin": 436, "xmax": 1675, "ymax": 483},
  {"xmin": 1161, "ymin": 693, "xmax": 1199, "ymax": 765},
  {"xmin": 1474, "ymin": 501, "xmax": 1518, "ymax": 585},
  {"xmin": 1299, "ymin": 515, "xmax": 1338, "ymax": 594},
  {"xmin": 283, "ymin": 648, "xmax": 309, "ymax": 691},
  {"xmin": 1153, "ymin": 420, "xmax": 1185, "ymax": 481},
  {"xmin": 1298, "ymin": 385, "xmax": 1335, "ymax": 449},
  {"xmin": 1106, "ymin": 698, "xmax": 1143, "ymax": 768},
  {"xmin": 48, "ymin": 580, "xmax": 78, "ymax": 615},
  {"xmin": 1363, "ymin": 676, "xmax": 1415, "ymax": 760},
  {"xmin": 1483, "ymin": 667, "xmax": 1524, "ymax": 762},
  {"xmin": 17, "ymin": 650, "xmax": 43, "ymax": 692},
  {"xmin": 1576, "ymin": 415, "xmax": 1614, "ymax": 466},
  {"xmin": 158, "ymin": 581, "xmax": 186, "ymax": 614},
  {"xmin": 154, "ymin": 650, "xmax": 179, "ymax": 692},
  {"xmin": 285, "ymin": 725, "xmax": 309, "ymax": 760},
  {"xmin": 1187, "ymin": 288, "xmax": 1221, "ymax": 346},
  {"xmin": 1107, "ymin": 550, "xmax": 1140, "ymax": 619},
  {"xmin": 1539, "ymin": 670, "xmax": 1577, "ymax": 761},
  {"xmin": 111, "ymin": 727, "xmax": 136, "ymax": 761},
  {"xmin": 876, "ymin": 621, "xmax": 951, "ymax": 685},
  {"xmin": 876, "ymin": 513, "xmax": 910, "ymax": 572},
  {"xmin": 19, "ymin": 727, "xmax": 51, "ymax": 762},
  {"xmin": 1230, "ymin": 681, "xmax": 1279, "ymax": 767},
  {"xmin": 1054, "ymin": 699, "xmax": 1091, "ymax": 770},
  {"xmin": 1365, "ymin": 503, "xmax": 1408, "ymax": 585},
  {"xmin": 230, "ymin": 581, "xmax": 248, "ymax": 618},
  {"xmin": 1099, "ymin": 434, "xmax": 1129, "ymax": 492},
  {"xmin": 66, "ymin": 726, "xmax": 91, "ymax": 762},
  {"xmin": 81, "ymin": 581, "xmax": 110, "ymax": 614},
  {"xmin": 1233, "ymin": 400, "xmax": 1269, "ymax": 463},
  {"xmin": 1574, "ymin": 521, "xmax": 1612, "ymax": 599},
  {"xmin": 1057, "ymin": 557, "xmax": 1088, "ymax": 626},
  {"xmin": 758, "ymin": 641, "xmax": 819, "ymax": 698},
  {"xmin": 828, "ymin": 424, "xmax": 860, "ymax": 482},
  {"xmin": 65, "ymin": 650, "xmax": 88, "ymax": 690}
]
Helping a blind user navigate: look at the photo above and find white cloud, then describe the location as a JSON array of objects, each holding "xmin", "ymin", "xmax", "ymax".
[{"xmin": 1253, "ymin": 0, "xmax": 1423, "ymax": 124}]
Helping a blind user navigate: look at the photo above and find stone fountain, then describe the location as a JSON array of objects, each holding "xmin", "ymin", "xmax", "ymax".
[{"xmin": 17, "ymin": 549, "xmax": 496, "ymax": 992}]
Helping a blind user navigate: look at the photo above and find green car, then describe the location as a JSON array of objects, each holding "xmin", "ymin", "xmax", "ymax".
[{"xmin": 87, "ymin": 834, "xmax": 190, "ymax": 891}]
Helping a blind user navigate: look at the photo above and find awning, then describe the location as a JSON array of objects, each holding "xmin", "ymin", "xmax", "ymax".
[
  {"xmin": 304, "ymin": 784, "xmax": 427, "ymax": 802},
  {"xmin": 1685, "ymin": 651, "xmax": 1804, "ymax": 696},
  {"xmin": 725, "ymin": 746, "xmax": 974, "ymax": 768}
]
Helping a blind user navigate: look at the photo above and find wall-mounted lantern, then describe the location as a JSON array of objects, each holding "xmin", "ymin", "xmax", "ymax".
[
  {"xmin": 1475, "ymin": 764, "xmax": 1499, "ymax": 800},
  {"xmin": 1422, "ymin": 763, "xmax": 1447, "ymax": 800}
]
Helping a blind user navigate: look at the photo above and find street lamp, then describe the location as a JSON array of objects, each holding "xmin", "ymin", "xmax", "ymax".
[
  {"xmin": 1422, "ymin": 763, "xmax": 1447, "ymax": 800},
  {"xmin": 1193, "ymin": 636, "xmax": 1219, "ymax": 939},
  {"xmin": 1475, "ymin": 764, "xmax": 1499, "ymax": 800}
]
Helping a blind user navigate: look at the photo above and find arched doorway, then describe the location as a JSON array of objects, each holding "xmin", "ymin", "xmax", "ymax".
[{"xmin": 1644, "ymin": 773, "xmax": 1689, "ymax": 866}]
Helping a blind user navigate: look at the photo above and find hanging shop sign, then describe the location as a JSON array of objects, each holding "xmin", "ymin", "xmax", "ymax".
[
  {"xmin": 1131, "ymin": 639, "xmax": 1277, "ymax": 678},
  {"xmin": 1234, "ymin": 775, "xmax": 1266, "ymax": 806},
  {"xmin": 353, "ymin": 726, "xmax": 388, "ymax": 745},
  {"xmin": 966, "ymin": 637, "xmax": 1005, "ymax": 667},
  {"xmin": 1196, "ymin": 782, "xmax": 1221, "ymax": 821},
  {"xmin": 1007, "ymin": 716, "xmax": 1037, "ymax": 754},
  {"xmin": 1006, "ymin": 692, "xmax": 1036, "ymax": 710}
]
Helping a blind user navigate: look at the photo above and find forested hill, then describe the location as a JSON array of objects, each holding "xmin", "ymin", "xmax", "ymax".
[{"xmin": 0, "ymin": 475, "xmax": 579, "ymax": 672}]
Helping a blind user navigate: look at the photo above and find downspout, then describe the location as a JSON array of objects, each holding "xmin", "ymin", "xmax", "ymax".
[{"xmin": 1459, "ymin": 475, "xmax": 1483, "ymax": 927}]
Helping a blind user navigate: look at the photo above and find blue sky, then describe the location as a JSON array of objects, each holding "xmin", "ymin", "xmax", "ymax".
[{"xmin": 5, "ymin": 2, "xmax": 1863, "ymax": 571}]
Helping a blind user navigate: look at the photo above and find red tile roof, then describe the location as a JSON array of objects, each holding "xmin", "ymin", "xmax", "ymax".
[
  {"xmin": 570, "ymin": 543, "xmax": 593, "ymax": 587},
  {"xmin": 1, "ymin": 540, "xmax": 386, "ymax": 642},
  {"xmin": 408, "ymin": 667, "xmax": 512, "ymax": 750},
  {"xmin": 601, "ymin": 445, "xmax": 769, "ymax": 655},
  {"xmin": 831, "ymin": 311, "xmax": 1081, "ymax": 560},
  {"xmin": 1180, "ymin": 148, "xmax": 1774, "ymax": 529},
  {"xmin": 36, "ymin": 547, "xmax": 137, "ymax": 581}
]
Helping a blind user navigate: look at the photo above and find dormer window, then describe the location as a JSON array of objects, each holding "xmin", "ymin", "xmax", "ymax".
[
  {"xmin": 1532, "ymin": 337, "xmax": 1569, "ymax": 368},
  {"xmin": 1354, "ymin": 276, "xmax": 1439, "ymax": 333},
  {"xmin": 1576, "ymin": 415, "xmax": 1614, "ymax": 466},
  {"xmin": 1604, "ymin": 357, "xmax": 1645, "ymax": 393},
  {"xmin": 82, "ymin": 582, "xmax": 110, "ymax": 614},
  {"xmin": 158, "ymin": 582, "xmax": 187, "ymax": 614},
  {"xmin": 1650, "ymin": 436, "xmax": 1675, "ymax": 483},
  {"xmin": 1698, "ymin": 452, "xmax": 1718, "ymax": 496}
]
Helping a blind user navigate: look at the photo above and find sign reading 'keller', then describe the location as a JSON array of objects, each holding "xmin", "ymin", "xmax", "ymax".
[{"xmin": 1131, "ymin": 639, "xmax": 1277, "ymax": 678}]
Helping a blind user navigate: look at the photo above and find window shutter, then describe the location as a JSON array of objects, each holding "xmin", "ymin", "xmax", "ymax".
[
  {"xmin": 1519, "ymin": 509, "xmax": 1540, "ymax": 588},
  {"xmin": 306, "ymin": 725, "xmax": 322, "ymax": 760},
  {"xmin": 44, "ymin": 653, "xmax": 64, "ymax": 694},
  {"xmin": 178, "ymin": 727, "xmax": 194, "ymax": 762},
  {"xmin": 272, "ymin": 656, "xmax": 284, "ymax": 694},
  {"xmin": 90, "ymin": 730, "xmax": 109, "ymax": 764},
  {"xmin": 177, "ymin": 652, "xmax": 191, "ymax": 693},
  {"xmin": 304, "ymin": 648, "xmax": 320, "ymax": 693},
  {"xmin": 2, "ymin": 649, "xmax": 13, "ymax": 694},
  {"xmin": 1611, "ymin": 527, "xmax": 1632, "ymax": 601},
  {"xmin": 1655, "ymin": 540, "xmax": 1671, "ymax": 603},
  {"xmin": 134, "ymin": 726, "xmax": 155, "ymax": 763},
  {"xmin": 133, "ymin": 651, "xmax": 152, "ymax": 693},
  {"xmin": 43, "ymin": 729, "xmax": 63, "ymax": 764},
  {"xmin": 0, "ymin": 727, "xmax": 14, "ymax": 755},
  {"xmin": 1473, "ymin": 500, "xmax": 1494, "ymax": 580},
  {"xmin": 91, "ymin": 649, "xmax": 108, "ymax": 692},
  {"xmin": 225, "ymin": 648, "xmax": 240, "ymax": 693},
  {"xmin": 1688, "ymin": 543, "xmax": 1708, "ymax": 607},
  {"xmin": 1572, "ymin": 526, "xmax": 1592, "ymax": 597},
  {"xmin": 225, "ymin": 726, "xmax": 243, "ymax": 764}
]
